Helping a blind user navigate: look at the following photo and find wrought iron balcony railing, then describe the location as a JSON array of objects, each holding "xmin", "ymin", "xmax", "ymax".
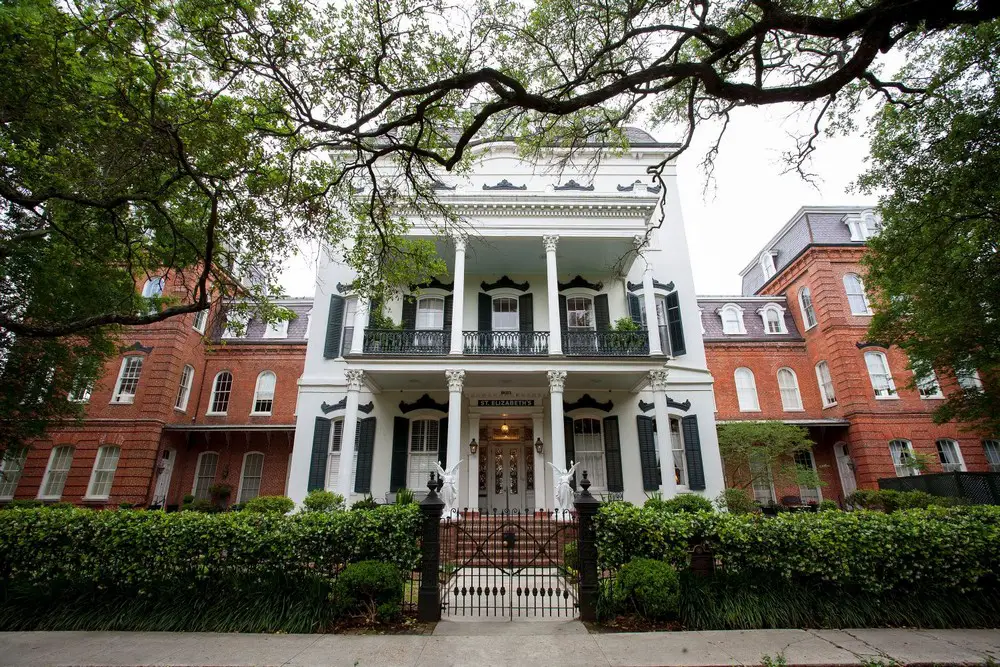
[
  {"xmin": 463, "ymin": 331, "xmax": 549, "ymax": 355},
  {"xmin": 563, "ymin": 329, "xmax": 650, "ymax": 356},
  {"xmin": 362, "ymin": 329, "xmax": 449, "ymax": 354}
]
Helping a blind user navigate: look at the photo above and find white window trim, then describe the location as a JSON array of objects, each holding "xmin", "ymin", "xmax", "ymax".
[
  {"xmin": 757, "ymin": 303, "xmax": 788, "ymax": 335},
  {"xmin": 563, "ymin": 289, "xmax": 598, "ymax": 331},
  {"xmin": 864, "ymin": 351, "xmax": 898, "ymax": 400},
  {"xmin": 84, "ymin": 445, "xmax": 121, "ymax": 500},
  {"xmin": 798, "ymin": 287, "xmax": 817, "ymax": 330},
  {"xmin": 263, "ymin": 320, "xmax": 289, "ymax": 339},
  {"xmin": 570, "ymin": 413, "xmax": 608, "ymax": 492},
  {"xmin": 759, "ymin": 251, "xmax": 777, "ymax": 280},
  {"xmin": 815, "ymin": 361, "xmax": 837, "ymax": 408},
  {"xmin": 718, "ymin": 303, "xmax": 747, "ymax": 335},
  {"xmin": 38, "ymin": 446, "xmax": 74, "ymax": 501},
  {"xmin": 192, "ymin": 451, "xmax": 220, "ymax": 498},
  {"xmin": 250, "ymin": 371, "xmax": 276, "ymax": 416},
  {"xmin": 175, "ymin": 364, "xmax": 195, "ymax": 413},
  {"xmin": 192, "ymin": 307, "xmax": 209, "ymax": 334},
  {"xmin": 207, "ymin": 371, "xmax": 233, "ymax": 415},
  {"xmin": 777, "ymin": 367, "xmax": 804, "ymax": 411},
  {"xmin": 889, "ymin": 439, "xmax": 919, "ymax": 477},
  {"xmin": 916, "ymin": 369, "xmax": 944, "ymax": 400},
  {"xmin": 222, "ymin": 312, "xmax": 250, "ymax": 339},
  {"xmin": 407, "ymin": 415, "xmax": 443, "ymax": 489},
  {"xmin": 110, "ymin": 356, "xmax": 143, "ymax": 405},
  {"xmin": 413, "ymin": 290, "xmax": 449, "ymax": 331},
  {"xmin": 935, "ymin": 439, "xmax": 966, "ymax": 472},
  {"xmin": 236, "ymin": 451, "xmax": 266, "ymax": 503},
  {"xmin": 843, "ymin": 273, "xmax": 872, "ymax": 316},
  {"xmin": 734, "ymin": 367, "xmax": 761, "ymax": 412},
  {"xmin": 304, "ymin": 309, "xmax": 313, "ymax": 339},
  {"xmin": 0, "ymin": 448, "xmax": 28, "ymax": 500}
]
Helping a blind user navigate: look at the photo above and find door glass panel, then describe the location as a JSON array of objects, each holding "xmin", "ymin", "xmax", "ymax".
[
  {"xmin": 494, "ymin": 447, "xmax": 503, "ymax": 495},
  {"xmin": 509, "ymin": 448, "xmax": 518, "ymax": 494},
  {"xmin": 525, "ymin": 447, "xmax": 534, "ymax": 491}
]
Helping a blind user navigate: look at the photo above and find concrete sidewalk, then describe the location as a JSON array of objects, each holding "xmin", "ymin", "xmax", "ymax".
[{"xmin": 1, "ymin": 624, "xmax": 998, "ymax": 666}]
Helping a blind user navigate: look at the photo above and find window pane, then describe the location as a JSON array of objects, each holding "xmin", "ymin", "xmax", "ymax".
[
  {"xmin": 844, "ymin": 274, "xmax": 871, "ymax": 315},
  {"xmin": 175, "ymin": 365, "xmax": 194, "ymax": 410},
  {"xmin": 193, "ymin": 453, "xmax": 219, "ymax": 500},
  {"xmin": 816, "ymin": 362, "xmax": 836, "ymax": 405},
  {"xmin": 735, "ymin": 369, "xmax": 759, "ymax": 411},
  {"xmin": 765, "ymin": 309, "xmax": 782, "ymax": 333},
  {"xmin": 670, "ymin": 419, "xmax": 687, "ymax": 486},
  {"xmin": 253, "ymin": 372, "xmax": 276, "ymax": 414},
  {"xmin": 210, "ymin": 372, "xmax": 233, "ymax": 413},
  {"xmin": 566, "ymin": 297, "xmax": 594, "ymax": 330},
  {"xmin": 41, "ymin": 446, "xmax": 74, "ymax": 498},
  {"xmin": 889, "ymin": 440, "xmax": 916, "ymax": 477},
  {"xmin": 984, "ymin": 440, "xmax": 1000, "ymax": 472},
  {"xmin": 113, "ymin": 357, "xmax": 143, "ymax": 404},
  {"xmin": 492, "ymin": 297, "xmax": 519, "ymax": 331},
  {"xmin": 800, "ymin": 288, "xmax": 817, "ymax": 328},
  {"xmin": 408, "ymin": 420, "xmax": 439, "ymax": 488},
  {"xmin": 573, "ymin": 419, "xmax": 606, "ymax": 489},
  {"xmin": 936, "ymin": 440, "xmax": 963, "ymax": 472},
  {"xmin": 0, "ymin": 448, "xmax": 28, "ymax": 499},
  {"xmin": 416, "ymin": 298, "xmax": 445, "ymax": 330},
  {"xmin": 865, "ymin": 352, "xmax": 895, "ymax": 397},
  {"xmin": 88, "ymin": 446, "xmax": 121, "ymax": 498},
  {"xmin": 778, "ymin": 369, "xmax": 802, "ymax": 410},
  {"xmin": 793, "ymin": 450, "xmax": 821, "ymax": 503},
  {"xmin": 749, "ymin": 452, "xmax": 773, "ymax": 504},
  {"xmin": 238, "ymin": 453, "xmax": 265, "ymax": 503}
]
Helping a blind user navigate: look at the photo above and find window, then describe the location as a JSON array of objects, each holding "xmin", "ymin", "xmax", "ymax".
[
  {"xmin": 864, "ymin": 351, "xmax": 896, "ymax": 398},
  {"xmin": 573, "ymin": 418, "xmax": 606, "ymax": 490},
  {"xmin": 889, "ymin": 439, "xmax": 918, "ymax": 477},
  {"xmin": 734, "ymin": 368, "xmax": 760, "ymax": 411},
  {"xmin": 815, "ymin": 361, "xmax": 837, "ymax": 406},
  {"xmin": 843, "ymin": 274, "xmax": 871, "ymax": 315},
  {"xmin": 759, "ymin": 251, "xmax": 776, "ymax": 279},
  {"xmin": 175, "ymin": 365, "xmax": 194, "ymax": 412},
  {"xmin": 0, "ymin": 448, "xmax": 28, "ymax": 500},
  {"xmin": 85, "ymin": 445, "xmax": 121, "ymax": 499},
  {"xmin": 305, "ymin": 309, "xmax": 314, "ymax": 340},
  {"xmin": 719, "ymin": 305, "xmax": 745, "ymax": 335},
  {"xmin": 208, "ymin": 371, "xmax": 233, "ymax": 414},
  {"xmin": 192, "ymin": 452, "xmax": 219, "ymax": 500},
  {"xmin": 917, "ymin": 370, "xmax": 943, "ymax": 399},
  {"xmin": 222, "ymin": 312, "xmax": 250, "ymax": 338},
  {"xmin": 141, "ymin": 277, "xmax": 164, "ymax": 298},
  {"xmin": 759, "ymin": 305, "xmax": 786, "ymax": 334},
  {"xmin": 39, "ymin": 446, "xmax": 74, "ymax": 499},
  {"xmin": 193, "ymin": 308, "xmax": 209, "ymax": 333},
  {"xmin": 416, "ymin": 297, "xmax": 445, "ymax": 330},
  {"xmin": 263, "ymin": 320, "xmax": 288, "ymax": 339},
  {"xmin": 68, "ymin": 380, "xmax": 93, "ymax": 403},
  {"xmin": 936, "ymin": 439, "xmax": 965, "ymax": 472},
  {"xmin": 340, "ymin": 300, "xmax": 356, "ymax": 355},
  {"xmin": 111, "ymin": 356, "xmax": 143, "ymax": 404},
  {"xmin": 777, "ymin": 368, "xmax": 803, "ymax": 411},
  {"xmin": 798, "ymin": 287, "xmax": 817, "ymax": 329},
  {"xmin": 749, "ymin": 451, "xmax": 774, "ymax": 505},
  {"xmin": 566, "ymin": 296, "xmax": 595, "ymax": 330},
  {"xmin": 983, "ymin": 440, "xmax": 1000, "ymax": 473},
  {"xmin": 845, "ymin": 210, "xmax": 881, "ymax": 241},
  {"xmin": 794, "ymin": 450, "xmax": 821, "ymax": 504},
  {"xmin": 237, "ymin": 452, "xmax": 265, "ymax": 503},
  {"xmin": 957, "ymin": 369, "xmax": 983, "ymax": 392},
  {"xmin": 669, "ymin": 418, "xmax": 687, "ymax": 487},
  {"xmin": 252, "ymin": 371, "xmax": 276, "ymax": 415},
  {"xmin": 407, "ymin": 419, "xmax": 440, "ymax": 489},
  {"xmin": 326, "ymin": 419, "xmax": 361, "ymax": 490},
  {"xmin": 492, "ymin": 297, "xmax": 519, "ymax": 331}
]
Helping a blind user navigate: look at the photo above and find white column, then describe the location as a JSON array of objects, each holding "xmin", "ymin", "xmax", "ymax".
[
  {"xmin": 532, "ymin": 413, "xmax": 546, "ymax": 509},
  {"xmin": 450, "ymin": 238, "xmax": 466, "ymax": 355},
  {"xmin": 337, "ymin": 369, "xmax": 365, "ymax": 499},
  {"xmin": 650, "ymin": 369, "xmax": 678, "ymax": 498},
  {"xmin": 543, "ymin": 235, "xmax": 563, "ymax": 355},
  {"xmin": 467, "ymin": 414, "xmax": 480, "ymax": 509},
  {"xmin": 445, "ymin": 369, "xmax": 465, "ymax": 479},
  {"xmin": 642, "ymin": 261, "xmax": 664, "ymax": 356},
  {"xmin": 350, "ymin": 296, "xmax": 369, "ymax": 354},
  {"xmin": 548, "ymin": 371, "xmax": 567, "ymax": 471}
]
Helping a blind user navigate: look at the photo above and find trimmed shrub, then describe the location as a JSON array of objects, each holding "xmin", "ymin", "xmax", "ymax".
[
  {"xmin": 333, "ymin": 560, "xmax": 404, "ymax": 623},
  {"xmin": 715, "ymin": 488, "xmax": 757, "ymax": 515},
  {"xmin": 845, "ymin": 489, "xmax": 954, "ymax": 512},
  {"xmin": 351, "ymin": 495, "xmax": 379, "ymax": 510},
  {"xmin": 243, "ymin": 495, "xmax": 294, "ymax": 514},
  {"xmin": 613, "ymin": 558, "xmax": 680, "ymax": 621},
  {"xmin": 183, "ymin": 499, "xmax": 217, "ymax": 513},
  {"xmin": 646, "ymin": 493, "xmax": 714, "ymax": 514},
  {"xmin": 817, "ymin": 499, "xmax": 839, "ymax": 512},
  {"xmin": 303, "ymin": 490, "xmax": 345, "ymax": 513},
  {"xmin": 3, "ymin": 500, "xmax": 43, "ymax": 510}
]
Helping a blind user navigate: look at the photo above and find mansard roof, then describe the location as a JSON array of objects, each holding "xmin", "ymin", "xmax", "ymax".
[
  {"xmin": 696, "ymin": 296, "xmax": 804, "ymax": 342},
  {"xmin": 215, "ymin": 298, "xmax": 313, "ymax": 343},
  {"xmin": 440, "ymin": 125, "xmax": 675, "ymax": 149}
]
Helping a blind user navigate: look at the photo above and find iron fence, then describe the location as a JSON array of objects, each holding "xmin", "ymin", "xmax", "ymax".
[
  {"xmin": 462, "ymin": 331, "xmax": 549, "ymax": 355},
  {"xmin": 563, "ymin": 330, "xmax": 649, "ymax": 356},
  {"xmin": 362, "ymin": 329, "xmax": 449, "ymax": 354},
  {"xmin": 878, "ymin": 471, "xmax": 1000, "ymax": 505}
]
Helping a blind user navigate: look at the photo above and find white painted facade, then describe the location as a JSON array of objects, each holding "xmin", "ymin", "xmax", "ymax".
[{"xmin": 287, "ymin": 134, "xmax": 725, "ymax": 509}]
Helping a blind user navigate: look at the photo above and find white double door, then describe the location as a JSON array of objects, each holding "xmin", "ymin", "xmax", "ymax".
[{"xmin": 487, "ymin": 443, "xmax": 531, "ymax": 511}]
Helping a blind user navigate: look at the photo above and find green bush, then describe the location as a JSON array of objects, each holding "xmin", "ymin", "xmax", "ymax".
[
  {"xmin": 613, "ymin": 558, "xmax": 680, "ymax": 621},
  {"xmin": 714, "ymin": 488, "xmax": 758, "ymax": 514},
  {"xmin": 243, "ymin": 496, "xmax": 295, "ymax": 514},
  {"xmin": 845, "ymin": 489, "xmax": 954, "ymax": 512},
  {"xmin": 3, "ymin": 500, "xmax": 43, "ymax": 510},
  {"xmin": 333, "ymin": 560, "xmax": 404, "ymax": 623},
  {"xmin": 303, "ymin": 490, "xmax": 345, "ymax": 513},
  {"xmin": 563, "ymin": 540, "xmax": 579, "ymax": 575},
  {"xmin": 183, "ymin": 499, "xmax": 217, "ymax": 513},
  {"xmin": 352, "ymin": 495, "xmax": 379, "ymax": 510},
  {"xmin": 817, "ymin": 499, "xmax": 839, "ymax": 512},
  {"xmin": 646, "ymin": 493, "xmax": 714, "ymax": 514}
]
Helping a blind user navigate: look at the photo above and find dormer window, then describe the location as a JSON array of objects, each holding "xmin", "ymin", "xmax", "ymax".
[
  {"xmin": 263, "ymin": 320, "xmax": 289, "ymax": 339},
  {"xmin": 759, "ymin": 251, "xmax": 777, "ymax": 280},
  {"xmin": 223, "ymin": 311, "xmax": 250, "ymax": 338},
  {"xmin": 757, "ymin": 304, "xmax": 787, "ymax": 334},
  {"xmin": 845, "ymin": 209, "xmax": 882, "ymax": 241},
  {"xmin": 719, "ymin": 304, "xmax": 746, "ymax": 335}
]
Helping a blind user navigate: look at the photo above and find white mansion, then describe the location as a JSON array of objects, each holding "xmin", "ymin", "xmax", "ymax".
[{"xmin": 286, "ymin": 129, "xmax": 726, "ymax": 509}]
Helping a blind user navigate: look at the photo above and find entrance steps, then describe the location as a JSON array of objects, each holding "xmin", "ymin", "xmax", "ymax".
[{"xmin": 441, "ymin": 513, "xmax": 578, "ymax": 568}]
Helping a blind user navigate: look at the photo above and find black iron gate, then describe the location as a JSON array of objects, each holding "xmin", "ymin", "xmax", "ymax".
[{"xmin": 439, "ymin": 508, "xmax": 579, "ymax": 619}]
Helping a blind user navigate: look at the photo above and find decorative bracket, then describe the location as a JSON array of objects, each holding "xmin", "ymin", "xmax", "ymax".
[
  {"xmin": 627, "ymin": 279, "xmax": 675, "ymax": 293},
  {"xmin": 483, "ymin": 179, "xmax": 526, "ymax": 191},
  {"xmin": 558, "ymin": 275, "xmax": 603, "ymax": 292},
  {"xmin": 481, "ymin": 276, "xmax": 530, "ymax": 292},
  {"xmin": 564, "ymin": 394, "xmax": 614, "ymax": 413},
  {"xmin": 121, "ymin": 341, "xmax": 153, "ymax": 354},
  {"xmin": 321, "ymin": 397, "xmax": 347, "ymax": 414},
  {"xmin": 554, "ymin": 179, "xmax": 594, "ymax": 191},
  {"xmin": 399, "ymin": 393, "xmax": 449, "ymax": 414},
  {"xmin": 336, "ymin": 282, "xmax": 356, "ymax": 294}
]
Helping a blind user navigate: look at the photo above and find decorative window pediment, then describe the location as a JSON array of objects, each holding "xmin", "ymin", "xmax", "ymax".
[
  {"xmin": 757, "ymin": 303, "xmax": 787, "ymax": 334},
  {"xmin": 718, "ymin": 304, "xmax": 746, "ymax": 335}
]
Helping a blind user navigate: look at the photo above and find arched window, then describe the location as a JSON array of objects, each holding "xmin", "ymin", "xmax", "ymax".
[
  {"xmin": 408, "ymin": 419, "xmax": 440, "ymax": 489},
  {"xmin": 889, "ymin": 439, "xmax": 917, "ymax": 477},
  {"xmin": 734, "ymin": 368, "xmax": 760, "ymax": 411},
  {"xmin": 141, "ymin": 277, "xmax": 164, "ymax": 298},
  {"xmin": 719, "ymin": 304, "xmax": 745, "ymax": 334},
  {"xmin": 192, "ymin": 451, "xmax": 219, "ymax": 499},
  {"xmin": 237, "ymin": 452, "xmax": 265, "ymax": 503},
  {"xmin": 175, "ymin": 365, "xmax": 194, "ymax": 412},
  {"xmin": 815, "ymin": 361, "xmax": 836, "ymax": 406},
  {"xmin": 798, "ymin": 287, "xmax": 817, "ymax": 329},
  {"xmin": 935, "ymin": 439, "xmax": 965, "ymax": 472},
  {"xmin": 416, "ymin": 296, "xmax": 445, "ymax": 330},
  {"xmin": 843, "ymin": 273, "xmax": 871, "ymax": 315},
  {"xmin": 86, "ymin": 445, "xmax": 121, "ymax": 500},
  {"xmin": 492, "ymin": 297, "xmax": 519, "ymax": 331},
  {"xmin": 983, "ymin": 440, "xmax": 1000, "ymax": 472},
  {"xmin": 777, "ymin": 368, "xmax": 803, "ymax": 411},
  {"xmin": 573, "ymin": 418, "xmax": 606, "ymax": 490},
  {"xmin": 759, "ymin": 251, "xmax": 776, "ymax": 279},
  {"xmin": 864, "ymin": 351, "xmax": 896, "ymax": 398},
  {"xmin": 252, "ymin": 371, "xmax": 276, "ymax": 415},
  {"xmin": 39, "ymin": 446, "xmax": 74, "ymax": 500},
  {"xmin": 758, "ymin": 304, "xmax": 787, "ymax": 334},
  {"xmin": 208, "ymin": 371, "xmax": 233, "ymax": 414}
]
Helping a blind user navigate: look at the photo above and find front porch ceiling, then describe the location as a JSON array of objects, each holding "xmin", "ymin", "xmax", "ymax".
[
  {"xmin": 362, "ymin": 368, "xmax": 650, "ymax": 392},
  {"xmin": 432, "ymin": 236, "xmax": 638, "ymax": 277}
]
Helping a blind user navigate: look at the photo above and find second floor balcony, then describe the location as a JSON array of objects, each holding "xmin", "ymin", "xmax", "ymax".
[{"xmin": 358, "ymin": 328, "xmax": 651, "ymax": 357}]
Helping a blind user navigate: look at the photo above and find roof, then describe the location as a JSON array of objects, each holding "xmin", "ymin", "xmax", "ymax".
[
  {"xmin": 697, "ymin": 296, "xmax": 804, "ymax": 342},
  {"xmin": 440, "ymin": 125, "xmax": 677, "ymax": 150},
  {"xmin": 215, "ymin": 298, "xmax": 313, "ymax": 343}
]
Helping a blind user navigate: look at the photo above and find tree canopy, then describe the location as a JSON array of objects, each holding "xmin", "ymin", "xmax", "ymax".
[{"xmin": 716, "ymin": 421, "xmax": 821, "ymax": 494}]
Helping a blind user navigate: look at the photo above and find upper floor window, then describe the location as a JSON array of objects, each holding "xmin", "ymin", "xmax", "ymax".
[
  {"xmin": 777, "ymin": 368, "xmax": 803, "ymax": 411},
  {"xmin": 758, "ymin": 304, "xmax": 787, "ymax": 334},
  {"xmin": 237, "ymin": 452, "xmax": 265, "ymax": 503},
  {"xmin": 759, "ymin": 251, "xmax": 777, "ymax": 280},
  {"xmin": 339, "ymin": 300, "xmax": 356, "ymax": 356},
  {"xmin": 252, "ymin": 371, "xmax": 276, "ymax": 415},
  {"xmin": 85, "ymin": 445, "xmax": 121, "ymax": 500},
  {"xmin": 889, "ymin": 439, "xmax": 917, "ymax": 477},
  {"xmin": 845, "ymin": 210, "xmax": 881, "ymax": 241},
  {"xmin": 408, "ymin": 419, "xmax": 440, "ymax": 489},
  {"xmin": 141, "ymin": 277, "xmax": 164, "ymax": 298},
  {"xmin": 864, "ymin": 351, "xmax": 896, "ymax": 398},
  {"xmin": 983, "ymin": 440, "xmax": 1000, "ymax": 473},
  {"xmin": 566, "ymin": 296, "xmax": 595, "ymax": 330},
  {"xmin": 798, "ymin": 287, "xmax": 817, "ymax": 329},
  {"xmin": 719, "ymin": 304, "xmax": 746, "ymax": 335},
  {"xmin": 39, "ymin": 446, "xmax": 74, "ymax": 500},
  {"xmin": 0, "ymin": 448, "xmax": 28, "ymax": 500},
  {"xmin": 223, "ymin": 312, "xmax": 250, "ymax": 338},
  {"xmin": 573, "ymin": 418, "xmax": 607, "ymax": 491},
  {"xmin": 208, "ymin": 371, "xmax": 233, "ymax": 414},
  {"xmin": 111, "ymin": 356, "xmax": 143, "ymax": 404},
  {"xmin": 734, "ymin": 368, "xmax": 760, "ymax": 411},
  {"xmin": 175, "ymin": 364, "xmax": 194, "ymax": 412},
  {"xmin": 935, "ymin": 439, "xmax": 965, "ymax": 472},
  {"xmin": 917, "ymin": 370, "xmax": 943, "ymax": 399},
  {"xmin": 192, "ymin": 308, "xmax": 209, "ymax": 334},
  {"xmin": 416, "ymin": 297, "xmax": 445, "ymax": 330},
  {"xmin": 192, "ymin": 451, "xmax": 219, "ymax": 500},
  {"xmin": 815, "ymin": 361, "xmax": 837, "ymax": 407},
  {"xmin": 843, "ymin": 273, "xmax": 872, "ymax": 315},
  {"xmin": 264, "ymin": 320, "xmax": 288, "ymax": 339},
  {"xmin": 492, "ymin": 297, "xmax": 519, "ymax": 331},
  {"xmin": 957, "ymin": 369, "xmax": 984, "ymax": 392},
  {"xmin": 68, "ymin": 376, "xmax": 93, "ymax": 403}
]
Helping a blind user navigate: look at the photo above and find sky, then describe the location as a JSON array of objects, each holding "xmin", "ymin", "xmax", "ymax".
[{"xmin": 277, "ymin": 104, "xmax": 877, "ymax": 299}]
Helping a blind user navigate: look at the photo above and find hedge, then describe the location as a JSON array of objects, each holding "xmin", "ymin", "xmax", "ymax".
[
  {"xmin": 594, "ymin": 503, "xmax": 1000, "ymax": 595},
  {"xmin": 0, "ymin": 504, "xmax": 421, "ymax": 598}
]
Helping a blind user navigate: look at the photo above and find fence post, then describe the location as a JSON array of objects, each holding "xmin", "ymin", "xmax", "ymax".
[
  {"xmin": 574, "ymin": 470, "xmax": 601, "ymax": 622},
  {"xmin": 417, "ymin": 474, "xmax": 445, "ymax": 622}
]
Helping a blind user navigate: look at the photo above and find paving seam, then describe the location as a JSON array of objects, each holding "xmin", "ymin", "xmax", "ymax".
[
  {"xmin": 278, "ymin": 634, "xmax": 325, "ymax": 667},
  {"xmin": 836, "ymin": 629, "xmax": 897, "ymax": 661}
]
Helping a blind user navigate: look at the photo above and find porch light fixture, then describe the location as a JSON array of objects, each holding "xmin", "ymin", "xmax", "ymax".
[
  {"xmin": 468, "ymin": 438, "xmax": 478, "ymax": 455},
  {"xmin": 535, "ymin": 438, "xmax": 544, "ymax": 454},
  {"xmin": 500, "ymin": 421, "xmax": 509, "ymax": 434}
]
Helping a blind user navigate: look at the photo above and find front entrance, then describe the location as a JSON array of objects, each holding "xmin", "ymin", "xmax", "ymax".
[
  {"xmin": 151, "ymin": 448, "xmax": 175, "ymax": 508},
  {"xmin": 487, "ymin": 444, "xmax": 530, "ymax": 510}
]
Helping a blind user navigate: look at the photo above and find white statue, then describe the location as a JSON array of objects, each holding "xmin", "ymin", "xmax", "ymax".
[
  {"xmin": 434, "ymin": 460, "xmax": 463, "ymax": 518},
  {"xmin": 548, "ymin": 460, "xmax": 581, "ymax": 520}
]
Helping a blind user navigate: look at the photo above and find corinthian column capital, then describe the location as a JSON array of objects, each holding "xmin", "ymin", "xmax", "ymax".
[
  {"xmin": 445, "ymin": 369, "xmax": 466, "ymax": 393},
  {"xmin": 547, "ymin": 370, "xmax": 567, "ymax": 393},
  {"xmin": 542, "ymin": 235, "xmax": 559, "ymax": 253},
  {"xmin": 648, "ymin": 369, "xmax": 669, "ymax": 391},
  {"xmin": 345, "ymin": 369, "xmax": 365, "ymax": 392}
]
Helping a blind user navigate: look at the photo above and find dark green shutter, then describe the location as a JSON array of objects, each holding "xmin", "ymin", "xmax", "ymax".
[
  {"xmin": 595, "ymin": 294, "xmax": 611, "ymax": 331},
  {"xmin": 354, "ymin": 417, "xmax": 376, "ymax": 494},
  {"xmin": 308, "ymin": 417, "xmax": 331, "ymax": 491},
  {"xmin": 563, "ymin": 415, "xmax": 576, "ymax": 490},
  {"xmin": 390, "ymin": 416, "xmax": 410, "ymax": 492},
  {"xmin": 401, "ymin": 296, "xmax": 417, "ymax": 330},
  {"xmin": 323, "ymin": 295, "xmax": 345, "ymax": 359},
  {"xmin": 437, "ymin": 417, "xmax": 448, "ymax": 469},
  {"xmin": 666, "ymin": 292, "xmax": 686, "ymax": 356},
  {"xmin": 628, "ymin": 293, "xmax": 643, "ymax": 325},
  {"xmin": 602, "ymin": 416, "xmax": 624, "ymax": 493},
  {"xmin": 443, "ymin": 295, "xmax": 453, "ymax": 330},
  {"xmin": 559, "ymin": 295, "xmax": 568, "ymax": 333},
  {"xmin": 367, "ymin": 297, "xmax": 383, "ymax": 327},
  {"xmin": 518, "ymin": 294, "xmax": 533, "ymax": 332},
  {"xmin": 478, "ymin": 293, "xmax": 491, "ymax": 331},
  {"xmin": 682, "ymin": 415, "xmax": 705, "ymax": 490},
  {"xmin": 636, "ymin": 415, "xmax": 660, "ymax": 491}
]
